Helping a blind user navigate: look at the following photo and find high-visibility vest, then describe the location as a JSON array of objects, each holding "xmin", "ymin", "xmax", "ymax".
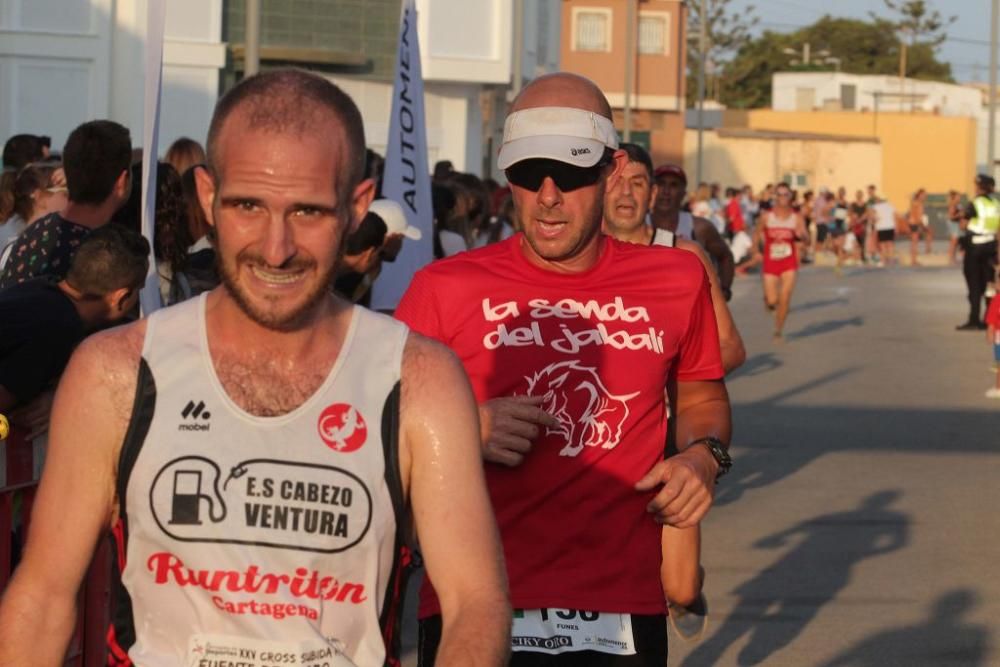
[{"xmin": 969, "ymin": 195, "xmax": 1000, "ymax": 235}]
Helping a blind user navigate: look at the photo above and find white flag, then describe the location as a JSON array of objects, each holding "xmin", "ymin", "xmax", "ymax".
[
  {"xmin": 371, "ymin": 0, "xmax": 434, "ymax": 311},
  {"xmin": 139, "ymin": 0, "xmax": 166, "ymax": 315}
]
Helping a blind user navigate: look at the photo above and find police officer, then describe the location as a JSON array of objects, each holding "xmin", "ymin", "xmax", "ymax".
[{"xmin": 957, "ymin": 174, "xmax": 1000, "ymax": 330}]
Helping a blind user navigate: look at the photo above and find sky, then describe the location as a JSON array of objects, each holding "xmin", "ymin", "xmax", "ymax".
[{"xmin": 726, "ymin": 0, "xmax": 989, "ymax": 83}]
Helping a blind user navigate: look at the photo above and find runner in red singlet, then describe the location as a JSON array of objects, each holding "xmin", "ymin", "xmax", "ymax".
[{"xmin": 752, "ymin": 182, "xmax": 808, "ymax": 341}]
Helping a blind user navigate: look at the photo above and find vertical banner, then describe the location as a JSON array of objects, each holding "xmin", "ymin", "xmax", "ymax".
[
  {"xmin": 139, "ymin": 0, "xmax": 167, "ymax": 315},
  {"xmin": 371, "ymin": 0, "xmax": 434, "ymax": 312}
]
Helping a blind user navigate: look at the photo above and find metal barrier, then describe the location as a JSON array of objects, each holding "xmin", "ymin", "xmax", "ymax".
[{"xmin": 1, "ymin": 423, "xmax": 111, "ymax": 666}]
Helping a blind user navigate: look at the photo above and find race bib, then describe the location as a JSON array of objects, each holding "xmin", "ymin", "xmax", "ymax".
[
  {"xmin": 187, "ymin": 634, "xmax": 356, "ymax": 667},
  {"xmin": 511, "ymin": 609, "xmax": 636, "ymax": 655},
  {"xmin": 769, "ymin": 242, "xmax": 792, "ymax": 260}
]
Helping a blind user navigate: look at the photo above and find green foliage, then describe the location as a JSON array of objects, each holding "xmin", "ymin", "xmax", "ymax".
[
  {"xmin": 685, "ymin": 0, "xmax": 759, "ymax": 102},
  {"xmin": 718, "ymin": 15, "xmax": 954, "ymax": 109}
]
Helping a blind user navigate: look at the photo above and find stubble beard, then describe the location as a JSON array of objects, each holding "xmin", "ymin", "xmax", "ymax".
[{"xmin": 215, "ymin": 234, "xmax": 344, "ymax": 333}]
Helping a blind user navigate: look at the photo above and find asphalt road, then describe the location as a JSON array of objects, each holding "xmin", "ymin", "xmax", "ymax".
[{"xmin": 403, "ymin": 252, "xmax": 999, "ymax": 666}]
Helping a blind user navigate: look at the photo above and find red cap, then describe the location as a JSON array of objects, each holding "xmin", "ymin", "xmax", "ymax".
[{"xmin": 654, "ymin": 164, "xmax": 687, "ymax": 184}]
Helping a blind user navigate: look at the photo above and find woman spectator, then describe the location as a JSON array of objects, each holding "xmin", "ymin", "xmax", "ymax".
[
  {"xmin": 0, "ymin": 134, "xmax": 48, "ymax": 237},
  {"xmin": 0, "ymin": 163, "xmax": 68, "ymax": 270},
  {"xmin": 164, "ymin": 137, "xmax": 206, "ymax": 176},
  {"xmin": 151, "ymin": 163, "xmax": 193, "ymax": 305}
]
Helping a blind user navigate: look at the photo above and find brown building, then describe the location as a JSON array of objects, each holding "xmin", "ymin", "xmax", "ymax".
[{"xmin": 560, "ymin": 0, "xmax": 687, "ymax": 166}]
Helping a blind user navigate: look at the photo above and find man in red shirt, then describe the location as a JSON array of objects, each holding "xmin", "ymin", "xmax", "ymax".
[{"xmin": 396, "ymin": 73, "xmax": 731, "ymax": 665}]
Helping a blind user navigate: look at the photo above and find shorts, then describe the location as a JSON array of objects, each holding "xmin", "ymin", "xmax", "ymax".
[
  {"xmin": 816, "ymin": 223, "xmax": 829, "ymax": 243},
  {"xmin": 877, "ymin": 229, "xmax": 895, "ymax": 243},
  {"xmin": 947, "ymin": 220, "xmax": 961, "ymax": 238},
  {"xmin": 909, "ymin": 224, "xmax": 921, "ymax": 234},
  {"xmin": 994, "ymin": 343, "xmax": 1000, "ymax": 363},
  {"xmin": 830, "ymin": 221, "xmax": 846, "ymax": 238},
  {"xmin": 417, "ymin": 613, "xmax": 668, "ymax": 666}
]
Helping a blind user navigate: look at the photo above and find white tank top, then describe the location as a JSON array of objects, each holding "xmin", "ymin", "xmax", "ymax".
[
  {"xmin": 675, "ymin": 211, "xmax": 694, "ymax": 240},
  {"xmin": 113, "ymin": 294, "xmax": 411, "ymax": 667},
  {"xmin": 651, "ymin": 227, "xmax": 677, "ymax": 248}
]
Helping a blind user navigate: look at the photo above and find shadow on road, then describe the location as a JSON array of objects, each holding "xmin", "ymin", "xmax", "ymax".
[
  {"xmin": 785, "ymin": 316, "xmax": 864, "ymax": 341},
  {"xmin": 818, "ymin": 589, "xmax": 991, "ymax": 667},
  {"xmin": 789, "ymin": 297, "xmax": 850, "ymax": 313},
  {"xmin": 727, "ymin": 352, "xmax": 783, "ymax": 380},
  {"xmin": 683, "ymin": 491, "xmax": 909, "ymax": 667}
]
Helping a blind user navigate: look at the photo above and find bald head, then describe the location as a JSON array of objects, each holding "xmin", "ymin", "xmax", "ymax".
[{"xmin": 512, "ymin": 73, "xmax": 612, "ymax": 119}]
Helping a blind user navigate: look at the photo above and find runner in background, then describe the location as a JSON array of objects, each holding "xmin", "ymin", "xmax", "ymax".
[{"xmin": 752, "ymin": 182, "xmax": 808, "ymax": 341}]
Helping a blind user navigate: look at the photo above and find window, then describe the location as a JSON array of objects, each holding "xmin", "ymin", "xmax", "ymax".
[
  {"xmin": 638, "ymin": 12, "xmax": 670, "ymax": 55},
  {"xmin": 572, "ymin": 8, "xmax": 611, "ymax": 52},
  {"xmin": 840, "ymin": 84, "xmax": 857, "ymax": 110}
]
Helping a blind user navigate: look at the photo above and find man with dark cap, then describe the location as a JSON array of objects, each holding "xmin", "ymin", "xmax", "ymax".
[{"xmin": 957, "ymin": 174, "xmax": 999, "ymax": 330}]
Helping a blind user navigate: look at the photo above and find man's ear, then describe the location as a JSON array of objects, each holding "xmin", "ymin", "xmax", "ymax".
[
  {"xmin": 115, "ymin": 169, "xmax": 130, "ymax": 199},
  {"xmin": 194, "ymin": 165, "xmax": 218, "ymax": 229},
  {"xmin": 105, "ymin": 286, "xmax": 132, "ymax": 317},
  {"xmin": 348, "ymin": 178, "xmax": 376, "ymax": 234},
  {"xmin": 648, "ymin": 182, "xmax": 660, "ymax": 212}
]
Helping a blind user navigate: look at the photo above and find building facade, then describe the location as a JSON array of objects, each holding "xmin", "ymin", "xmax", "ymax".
[
  {"xmin": 0, "ymin": 0, "xmax": 225, "ymax": 154},
  {"xmin": 560, "ymin": 0, "xmax": 686, "ymax": 167}
]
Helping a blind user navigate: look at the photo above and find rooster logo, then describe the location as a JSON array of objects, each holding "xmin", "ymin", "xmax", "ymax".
[
  {"xmin": 525, "ymin": 361, "xmax": 638, "ymax": 458},
  {"xmin": 317, "ymin": 404, "xmax": 368, "ymax": 453}
]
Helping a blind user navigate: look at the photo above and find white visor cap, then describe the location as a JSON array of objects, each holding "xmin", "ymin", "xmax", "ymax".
[
  {"xmin": 497, "ymin": 106, "xmax": 620, "ymax": 170},
  {"xmin": 368, "ymin": 199, "xmax": 422, "ymax": 241}
]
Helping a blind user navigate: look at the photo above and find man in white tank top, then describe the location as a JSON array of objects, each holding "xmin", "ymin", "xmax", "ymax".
[
  {"xmin": 650, "ymin": 165, "xmax": 736, "ymax": 302},
  {"xmin": 0, "ymin": 70, "xmax": 511, "ymax": 667}
]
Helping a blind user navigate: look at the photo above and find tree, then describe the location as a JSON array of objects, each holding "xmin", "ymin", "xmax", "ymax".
[
  {"xmin": 872, "ymin": 0, "xmax": 956, "ymax": 80},
  {"xmin": 872, "ymin": 0, "xmax": 956, "ymax": 47},
  {"xmin": 719, "ymin": 15, "xmax": 954, "ymax": 109},
  {"xmin": 686, "ymin": 0, "xmax": 760, "ymax": 104}
]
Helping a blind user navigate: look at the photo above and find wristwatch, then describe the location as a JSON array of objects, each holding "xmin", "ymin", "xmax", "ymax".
[{"xmin": 689, "ymin": 436, "xmax": 732, "ymax": 481}]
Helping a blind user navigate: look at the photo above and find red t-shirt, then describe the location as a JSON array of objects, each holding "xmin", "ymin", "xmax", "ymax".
[
  {"xmin": 986, "ymin": 296, "xmax": 1000, "ymax": 343},
  {"xmin": 726, "ymin": 198, "xmax": 745, "ymax": 233},
  {"xmin": 395, "ymin": 234, "xmax": 723, "ymax": 616}
]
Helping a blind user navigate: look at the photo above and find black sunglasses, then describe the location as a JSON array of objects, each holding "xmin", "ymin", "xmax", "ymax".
[{"xmin": 505, "ymin": 148, "xmax": 614, "ymax": 192}]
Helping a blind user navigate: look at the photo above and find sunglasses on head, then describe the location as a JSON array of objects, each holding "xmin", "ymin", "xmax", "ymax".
[{"xmin": 505, "ymin": 148, "xmax": 614, "ymax": 192}]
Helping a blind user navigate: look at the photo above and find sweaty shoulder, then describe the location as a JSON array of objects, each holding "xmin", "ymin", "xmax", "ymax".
[{"xmin": 65, "ymin": 319, "xmax": 146, "ymax": 426}]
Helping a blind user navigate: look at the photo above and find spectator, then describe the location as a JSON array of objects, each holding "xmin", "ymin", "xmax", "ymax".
[
  {"xmin": 0, "ymin": 162, "xmax": 67, "ymax": 269},
  {"xmin": 908, "ymin": 188, "xmax": 929, "ymax": 266},
  {"xmin": 0, "ymin": 134, "xmax": 48, "ymax": 222},
  {"xmin": 176, "ymin": 167, "xmax": 219, "ymax": 300},
  {"xmin": 0, "ymin": 120, "xmax": 132, "ymax": 289},
  {"xmin": 0, "ymin": 224, "xmax": 149, "ymax": 417},
  {"xmin": 947, "ymin": 189, "xmax": 964, "ymax": 265},
  {"xmin": 872, "ymin": 194, "xmax": 898, "ymax": 268},
  {"xmin": 334, "ymin": 207, "xmax": 388, "ymax": 303},
  {"xmin": 163, "ymin": 137, "xmax": 205, "ymax": 176},
  {"xmin": 986, "ymin": 273, "xmax": 1000, "ymax": 398},
  {"xmin": 432, "ymin": 159, "xmax": 454, "ymax": 181},
  {"xmin": 151, "ymin": 163, "xmax": 194, "ymax": 305}
]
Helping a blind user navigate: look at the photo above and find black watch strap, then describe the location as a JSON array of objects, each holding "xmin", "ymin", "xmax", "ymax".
[{"xmin": 690, "ymin": 436, "xmax": 732, "ymax": 480}]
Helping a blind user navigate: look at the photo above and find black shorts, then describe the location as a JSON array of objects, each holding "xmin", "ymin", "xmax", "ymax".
[
  {"xmin": 417, "ymin": 613, "xmax": 668, "ymax": 666},
  {"xmin": 877, "ymin": 229, "xmax": 895, "ymax": 243},
  {"xmin": 816, "ymin": 223, "xmax": 829, "ymax": 243},
  {"xmin": 830, "ymin": 221, "xmax": 846, "ymax": 238}
]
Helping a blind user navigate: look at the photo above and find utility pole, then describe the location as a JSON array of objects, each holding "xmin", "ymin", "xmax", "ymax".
[
  {"xmin": 989, "ymin": 0, "xmax": 999, "ymax": 178},
  {"xmin": 512, "ymin": 0, "xmax": 524, "ymax": 98},
  {"xmin": 898, "ymin": 32, "xmax": 908, "ymax": 112},
  {"xmin": 623, "ymin": 0, "xmax": 636, "ymax": 142},
  {"xmin": 245, "ymin": 0, "xmax": 261, "ymax": 77},
  {"xmin": 695, "ymin": 0, "xmax": 707, "ymax": 185}
]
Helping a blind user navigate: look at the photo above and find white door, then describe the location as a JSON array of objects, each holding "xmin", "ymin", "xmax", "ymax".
[{"xmin": 0, "ymin": 0, "xmax": 113, "ymax": 151}]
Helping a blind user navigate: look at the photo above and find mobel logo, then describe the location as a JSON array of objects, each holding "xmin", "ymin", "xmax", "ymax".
[{"xmin": 179, "ymin": 400, "xmax": 211, "ymax": 432}]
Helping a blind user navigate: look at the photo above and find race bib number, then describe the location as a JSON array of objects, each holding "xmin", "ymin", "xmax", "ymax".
[
  {"xmin": 187, "ymin": 634, "xmax": 356, "ymax": 667},
  {"xmin": 769, "ymin": 242, "xmax": 793, "ymax": 260},
  {"xmin": 511, "ymin": 609, "xmax": 636, "ymax": 655}
]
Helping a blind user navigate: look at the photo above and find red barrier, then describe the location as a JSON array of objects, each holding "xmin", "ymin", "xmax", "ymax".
[{"xmin": 1, "ymin": 424, "xmax": 111, "ymax": 666}]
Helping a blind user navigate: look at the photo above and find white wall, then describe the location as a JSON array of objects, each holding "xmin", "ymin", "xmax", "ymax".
[
  {"xmin": 773, "ymin": 72, "xmax": 981, "ymax": 118},
  {"xmin": 0, "ymin": 0, "xmax": 224, "ymax": 155}
]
